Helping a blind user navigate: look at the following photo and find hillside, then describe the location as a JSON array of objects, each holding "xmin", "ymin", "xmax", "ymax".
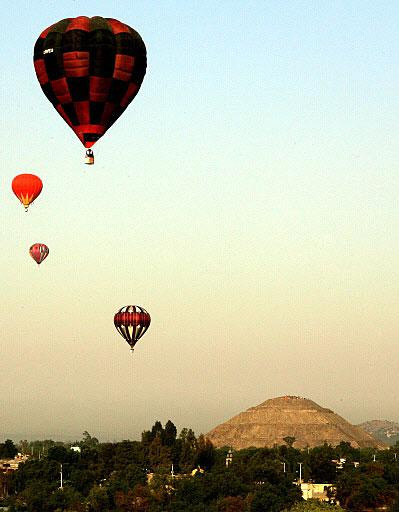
[{"xmin": 358, "ymin": 420, "xmax": 399, "ymax": 446}]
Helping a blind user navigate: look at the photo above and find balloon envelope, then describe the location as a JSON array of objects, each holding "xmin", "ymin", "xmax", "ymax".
[
  {"xmin": 12, "ymin": 174, "xmax": 43, "ymax": 210},
  {"xmin": 33, "ymin": 16, "xmax": 147, "ymax": 149},
  {"xmin": 114, "ymin": 305, "xmax": 151, "ymax": 351},
  {"xmin": 29, "ymin": 243, "xmax": 49, "ymax": 265}
]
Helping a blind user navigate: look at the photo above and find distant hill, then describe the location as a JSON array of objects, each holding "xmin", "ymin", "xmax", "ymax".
[
  {"xmin": 357, "ymin": 420, "xmax": 399, "ymax": 446},
  {"xmin": 206, "ymin": 395, "xmax": 386, "ymax": 450}
]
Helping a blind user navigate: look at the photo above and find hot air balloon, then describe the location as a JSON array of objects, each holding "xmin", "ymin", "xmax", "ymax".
[
  {"xmin": 33, "ymin": 16, "xmax": 147, "ymax": 165},
  {"xmin": 29, "ymin": 243, "xmax": 49, "ymax": 265},
  {"xmin": 12, "ymin": 174, "xmax": 43, "ymax": 211},
  {"xmin": 114, "ymin": 305, "xmax": 151, "ymax": 351}
]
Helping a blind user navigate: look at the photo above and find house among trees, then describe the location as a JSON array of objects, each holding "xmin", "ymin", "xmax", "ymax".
[{"xmin": 299, "ymin": 482, "xmax": 334, "ymax": 502}]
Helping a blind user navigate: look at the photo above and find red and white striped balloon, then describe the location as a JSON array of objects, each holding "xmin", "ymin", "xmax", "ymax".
[
  {"xmin": 29, "ymin": 243, "xmax": 49, "ymax": 265},
  {"xmin": 114, "ymin": 305, "xmax": 151, "ymax": 351}
]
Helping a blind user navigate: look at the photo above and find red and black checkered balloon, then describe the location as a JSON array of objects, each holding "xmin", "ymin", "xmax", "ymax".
[{"xmin": 33, "ymin": 16, "xmax": 147, "ymax": 149}]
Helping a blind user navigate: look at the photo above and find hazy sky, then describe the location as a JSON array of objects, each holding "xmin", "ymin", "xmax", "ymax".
[{"xmin": 1, "ymin": 0, "xmax": 399, "ymax": 442}]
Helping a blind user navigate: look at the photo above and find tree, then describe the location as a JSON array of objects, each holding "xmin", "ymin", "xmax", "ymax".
[
  {"xmin": 107, "ymin": 462, "xmax": 147, "ymax": 506},
  {"xmin": 335, "ymin": 467, "xmax": 396, "ymax": 511},
  {"xmin": 10, "ymin": 458, "xmax": 59, "ymax": 493},
  {"xmin": 283, "ymin": 437, "xmax": 296, "ymax": 448},
  {"xmin": 141, "ymin": 430, "xmax": 154, "ymax": 447},
  {"xmin": 307, "ymin": 444, "xmax": 336, "ymax": 483},
  {"xmin": 164, "ymin": 420, "xmax": 178, "ymax": 447},
  {"xmin": 148, "ymin": 435, "xmax": 171, "ymax": 470},
  {"xmin": 28, "ymin": 439, "xmax": 58, "ymax": 458},
  {"xmin": 47, "ymin": 445, "xmax": 78, "ymax": 464},
  {"xmin": 0, "ymin": 440, "xmax": 18, "ymax": 459},
  {"xmin": 250, "ymin": 480, "xmax": 301, "ymax": 512},
  {"xmin": 18, "ymin": 440, "xmax": 30, "ymax": 455},
  {"xmin": 68, "ymin": 466, "xmax": 101, "ymax": 496},
  {"xmin": 171, "ymin": 475, "xmax": 215, "ymax": 511},
  {"xmin": 20, "ymin": 481, "xmax": 56, "ymax": 512},
  {"xmin": 217, "ymin": 496, "xmax": 247, "ymax": 512},
  {"xmin": 141, "ymin": 422, "xmax": 165, "ymax": 468},
  {"xmin": 86, "ymin": 484, "xmax": 110, "ymax": 512},
  {"xmin": 48, "ymin": 486, "xmax": 85, "ymax": 511},
  {"xmin": 115, "ymin": 484, "xmax": 151, "ymax": 512},
  {"xmin": 195, "ymin": 435, "xmax": 215, "ymax": 470},
  {"xmin": 81, "ymin": 431, "xmax": 99, "ymax": 449},
  {"xmin": 335, "ymin": 441, "xmax": 359, "ymax": 462},
  {"xmin": 202, "ymin": 467, "xmax": 249, "ymax": 500},
  {"xmin": 179, "ymin": 428, "xmax": 197, "ymax": 472},
  {"xmin": 285, "ymin": 500, "xmax": 345, "ymax": 511},
  {"xmin": 151, "ymin": 421, "xmax": 164, "ymax": 441},
  {"xmin": 114, "ymin": 440, "xmax": 144, "ymax": 470}
]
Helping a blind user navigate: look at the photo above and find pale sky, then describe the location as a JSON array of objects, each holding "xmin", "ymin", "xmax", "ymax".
[{"xmin": 1, "ymin": 0, "xmax": 399, "ymax": 442}]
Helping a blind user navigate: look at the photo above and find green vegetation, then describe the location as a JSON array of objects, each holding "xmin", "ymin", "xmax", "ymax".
[
  {"xmin": 1, "ymin": 425, "xmax": 399, "ymax": 511},
  {"xmin": 285, "ymin": 501, "xmax": 345, "ymax": 511},
  {"xmin": 0, "ymin": 440, "xmax": 18, "ymax": 459}
]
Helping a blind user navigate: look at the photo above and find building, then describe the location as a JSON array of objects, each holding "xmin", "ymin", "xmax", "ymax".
[
  {"xmin": 0, "ymin": 455, "xmax": 29, "ymax": 498},
  {"xmin": 299, "ymin": 482, "xmax": 335, "ymax": 502},
  {"xmin": 332, "ymin": 457, "xmax": 360, "ymax": 469}
]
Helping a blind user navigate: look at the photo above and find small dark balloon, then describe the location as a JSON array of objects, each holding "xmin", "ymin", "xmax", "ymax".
[{"xmin": 29, "ymin": 243, "xmax": 49, "ymax": 265}]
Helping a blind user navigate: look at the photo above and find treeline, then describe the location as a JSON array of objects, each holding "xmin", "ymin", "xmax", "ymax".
[
  {"xmin": 1, "ymin": 422, "xmax": 399, "ymax": 511},
  {"xmin": 0, "ymin": 440, "xmax": 18, "ymax": 459}
]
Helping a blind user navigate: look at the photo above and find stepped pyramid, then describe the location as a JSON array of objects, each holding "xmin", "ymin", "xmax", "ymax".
[{"xmin": 206, "ymin": 396, "xmax": 386, "ymax": 450}]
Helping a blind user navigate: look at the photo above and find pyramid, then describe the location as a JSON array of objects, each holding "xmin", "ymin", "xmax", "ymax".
[{"xmin": 206, "ymin": 396, "xmax": 386, "ymax": 450}]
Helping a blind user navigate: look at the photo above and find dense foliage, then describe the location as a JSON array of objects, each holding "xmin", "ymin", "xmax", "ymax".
[
  {"xmin": 1, "ymin": 426, "xmax": 399, "ymax": 511},
  {"xmin": 0, "ymin": 440, "xmax": 18, "ymax": 459}
]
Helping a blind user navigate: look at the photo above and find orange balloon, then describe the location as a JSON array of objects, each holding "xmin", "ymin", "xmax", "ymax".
[{"xmin": 12, "ymin": 174, "xmax": 43, "ymax": 211}]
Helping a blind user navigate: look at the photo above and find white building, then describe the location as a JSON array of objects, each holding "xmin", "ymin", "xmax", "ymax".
[{"xmin": 299, "ymin": 482, "xmax": 335, "ymax": 502}]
